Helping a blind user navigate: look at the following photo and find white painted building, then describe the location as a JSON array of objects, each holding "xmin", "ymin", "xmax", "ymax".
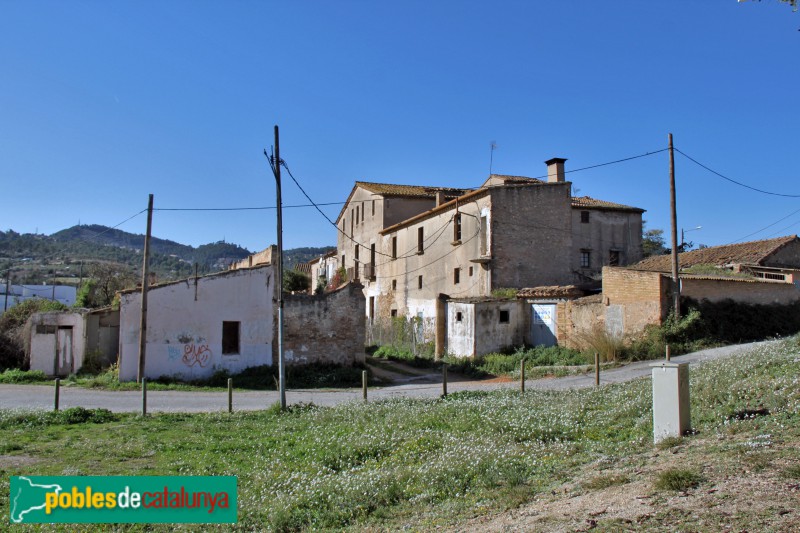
[
  {"xmin": 1, "ymin": 284, "xmax": 77, "ymax": 314},
  {"xmin": 118, "ymin": 265, "xmax": 274, "ymax": 382}
]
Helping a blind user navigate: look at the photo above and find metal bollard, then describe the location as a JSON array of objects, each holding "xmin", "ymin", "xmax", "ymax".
[
  {"xmin": 594, "ymin": 353, "xmax": 600, "ymax": 388},
  {"xmin": 520, "ymin": 359, "xmax": 526, "ymax": 394},
  {"xmin": 442, "ymin": 364, "xmax": 448, "ymax": 398},
  {"xmin": 666, "ymin": 344, "xmax": 671, "ymax": 362}
]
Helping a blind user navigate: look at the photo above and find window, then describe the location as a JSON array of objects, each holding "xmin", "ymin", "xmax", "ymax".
[
  {"xmin": 392, "ymin": 236, "xmax": 397, "ymax": 259},
  {"xmin": 355, "ymin": 205, "xmax": 360, "ymax": 225},
  {"xmin": 370, "ymin": 243, "xmax": 376, "ymax": 266},
  {"xmin": 362, "ymin": 202, "xmax": 365, "ymax": 222},
  {"xmin": 499, "ymin": 310, "xmax": 510, "ymax": 324},
  {"xmin": 580, "ymin": 250, "xmax": 591, "ymax": 268},
  {"xmin": 350, "ymin": 213, "xmax": 353, "ymax": 235},
  {"xmin": 222, "ymin": 321, "xmax": 240, "ymax": 355},
  {"xmin": 391, "ymin": 279, "xmax": 397, "ymax": 291},
  {"xmin": 453, "ymin": 212, "xmax": 462, "ymax": 242},
  {"xmin": 372, "ymin": 199, "xmax": 375, "ymax": 216},
  {"xmin": 341, "ymin": 254, "xmax": 345, "ymax": 267},
  {"xmin": 417, "ymin": 227, "xmax": 424, "ymax": 254},
  {"xmin": 469, "ymin": 266, "xmax": 473, "ymax": 276},
  {"xmin": 454, "ymin": 268, "xmax": 460, "ymax": 284},
  {"xmin": 609, "ymin": 250, "xmax": 620, "ymax": 266},
  {"xmin": 456, "ymin": 311, "xmax": 463, "ymax": 322},
  {"xmin": 355, "ymin": 244, "xmax": 359, "ymax": 262},
  {"xmin": 390, "ymin": 309, "xmax": 398, "ymax": 318},
  {"xmin": 418, "ymin": 275, "xmax": 423, "ymax": 289},
  {"xmin": 580, "ymin": 211, "xmax": 590, "ymax": 223},
  {"xmin": 480, "ymin": 215, "xmax": 488, "ymax": 255}
]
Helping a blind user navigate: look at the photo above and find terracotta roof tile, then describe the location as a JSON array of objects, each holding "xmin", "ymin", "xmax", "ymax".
[
  {"xmin": 517, "ymin": 285, "xmax": 586, "ymax": 299},
  {"xmin": 571, "ymin": 196, "xmax": 644, "ymax": 213},
  {"xmin": 355, "ymin": 181, "xmax": 468, "ymax": 199},
  {"xmin": 631, "ymin": 235, "xmax": 798, "ymax": 272}
]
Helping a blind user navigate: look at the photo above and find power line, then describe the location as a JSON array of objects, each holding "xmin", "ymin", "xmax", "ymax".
[
  {"xmin": 675, "ymin": 148, "xmax": 800, "ymax": 198},
  {"xmin": 468, "ymin": 147, "xmax": 669, "ymax": 189},
  {"xmin": 154, "ymin": 202, "xmax": 344, "ymax": 211},
  {"xmin": 728, "ymin": 206, "xmax": 800, "ymax": 244}
]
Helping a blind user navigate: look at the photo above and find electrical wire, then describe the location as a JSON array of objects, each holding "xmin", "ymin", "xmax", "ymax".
[
  {"xmin": 467, "ymin": 147, "xmax": 669, "ymax": 189},
  {"xmin": 727, "ymin": 206, "xmax": 800, "ymax": 244},
  {"xmin": 675, "ymin": 148, "xmax": 800, "ymax": 198},
  {"xmin": 154, "ymin": 202, "xmax": 344, "ymax": 211}
]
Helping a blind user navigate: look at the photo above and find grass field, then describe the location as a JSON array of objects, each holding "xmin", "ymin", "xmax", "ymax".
[{"xmin": 1, "ymin": 338, "xmax": 798, "ymax": 531}]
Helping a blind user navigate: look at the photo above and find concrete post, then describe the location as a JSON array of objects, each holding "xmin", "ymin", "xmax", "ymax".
[{"xmin": 651, "ymin": 362, "xmax": 690, "ymax": 443}]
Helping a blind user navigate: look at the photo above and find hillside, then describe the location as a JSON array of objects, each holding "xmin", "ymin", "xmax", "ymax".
[{"xmin": 0, "ymin": 226, "xmax": 333, "ymax": 285}]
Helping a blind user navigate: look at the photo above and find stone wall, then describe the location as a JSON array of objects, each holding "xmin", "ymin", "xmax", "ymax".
[
  {"xmin": 491, "ymin": 183, "xmax": 574, "ymax": 289},
  {"xmin": 764, "ymin": 239, "xmax": 800, "ymax": 268},
  {"xmin": 283, "ymin": 282, "xmax": 366, "ymax": 365}
]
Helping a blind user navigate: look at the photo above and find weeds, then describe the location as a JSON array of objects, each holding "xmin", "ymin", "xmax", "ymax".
[{"xmin": 654, "ymin": 468, "xmax": 705, "ymax": 491}]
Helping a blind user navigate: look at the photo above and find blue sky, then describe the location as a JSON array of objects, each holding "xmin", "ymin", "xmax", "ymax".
[{"xmin": 1, "ymin": 1, "xmax": 798, "ymax": 252}]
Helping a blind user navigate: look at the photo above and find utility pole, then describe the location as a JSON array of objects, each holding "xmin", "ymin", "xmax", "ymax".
[
  {"xmin": 3, "ymin": 270, "xmax": 10, "ymax": 312},
  {"xmin": 137, "ymin": 194, "xmax": 154, "ymax": 384},
  {"xmin": 271, "ymin": 126, "xmax": 286, "ymax": 410},
  {"xmin": 669, "ymin": 133, "xmax": 680, "ymax": 319}
]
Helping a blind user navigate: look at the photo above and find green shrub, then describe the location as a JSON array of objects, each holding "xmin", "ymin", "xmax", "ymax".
[{"xmin": 0, "ymin": 368, "xmax": 48, "ymax": 383}]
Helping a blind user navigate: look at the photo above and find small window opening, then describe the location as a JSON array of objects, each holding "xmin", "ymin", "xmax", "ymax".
[
  {"xmin": 499, "ymin": 310, "xmax": 510, "ymax": 324},
  {"xmin": 222, "ymin": 321, "xmax": 240, "ymax": 355},
  {"xmin": 581, "ymin": 211, "xmax": 590, "ymax": 223}
]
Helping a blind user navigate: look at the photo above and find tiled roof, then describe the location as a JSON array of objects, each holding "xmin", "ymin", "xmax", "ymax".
[
  {"xmin": 487, "ymin": 174, "xmax": 546, "ymax": 185},
  {"xmin": 631, "ymin": 235, "xmax": 798, "ymax": 272},
  {"xmin": 293, "ymin": 262, "xmax": 312, "ymax": 275},
  {"xmin": 571, "ymin": 196, "xmax": 644, "ymax": 213},
  {"xmin": 517, "ymin": 285, "xmax": 586, "ymax": 299},
  {"xmin": 355, "ymin": 181, "xmax": 468, "ymax": 199}
]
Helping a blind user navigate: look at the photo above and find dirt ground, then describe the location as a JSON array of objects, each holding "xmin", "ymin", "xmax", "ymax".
[{"xmin": 450, "ymin": 431, "xmax": 800, "ymax": 532}]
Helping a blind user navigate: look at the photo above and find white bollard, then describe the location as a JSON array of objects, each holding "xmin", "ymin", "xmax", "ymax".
[{"xmin": 651, "ymin": 362, "xmax": 691, "ymax": 443}]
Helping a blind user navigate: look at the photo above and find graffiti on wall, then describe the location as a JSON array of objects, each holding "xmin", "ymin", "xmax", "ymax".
[{"xmin": 182, "ymin": 343, "xmax": 211, "ymax": 367}]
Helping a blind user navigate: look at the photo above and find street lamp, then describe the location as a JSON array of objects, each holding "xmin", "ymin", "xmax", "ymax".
[{"xmin": 681, "ymin": 226, "xmax": 702, "ymax": 247}]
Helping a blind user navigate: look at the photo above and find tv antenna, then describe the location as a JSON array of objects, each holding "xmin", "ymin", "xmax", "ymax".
[{"xmin": 489, "ymin": 141, "xmax": 497, "ymax": 175}]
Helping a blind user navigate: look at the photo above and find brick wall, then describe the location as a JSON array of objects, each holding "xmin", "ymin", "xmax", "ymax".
[
  {"xmin": 682, "ymin": 277, "xmax": 800, "ymax": 305},
  {"xmin": 283, "ymin": 281, "xmax": 366, "ymax": 365},
  {"xmin": 601, "ymin": 267, "xmax": 671, "ymax": 338}
]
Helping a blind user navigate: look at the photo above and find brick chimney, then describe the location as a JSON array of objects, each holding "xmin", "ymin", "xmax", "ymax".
[
  {"xmin": 545, "ymin": 157, "xmax": 567, "ymax": 183},
  {"xmin": 435, "ymin": 190, "xmax": 446, "ymax": 206}
]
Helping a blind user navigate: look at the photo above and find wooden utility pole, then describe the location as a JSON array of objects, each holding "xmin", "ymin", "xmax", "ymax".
[
  {"xmin": 3, "ymin": 270, "xmax": 10, "ymax": 312},
  {"xmin": 137, "ymin": 194, "xmax": 154, "ymax": 384},
  {"xmin": 273, "ymin": 125, "xmax": 286, "ymax": 410},
  {"xmin": 669, "ymin": 133, "xmax": 681, "ymax": 319}
]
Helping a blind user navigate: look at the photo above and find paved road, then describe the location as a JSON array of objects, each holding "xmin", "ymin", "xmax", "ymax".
[{"xmin": 0, "ymin": 341, "xmax": 772, "ymax": 413}]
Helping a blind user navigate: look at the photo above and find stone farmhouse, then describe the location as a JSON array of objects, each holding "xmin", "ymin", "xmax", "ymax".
[{"xmin": 332, "ymin": 158, "xmax": 645, "ymax": 354}]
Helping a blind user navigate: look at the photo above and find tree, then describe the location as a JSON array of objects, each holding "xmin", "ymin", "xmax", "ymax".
[
  {"xmin": 76, "ymin": 263, "xmax": 138, "ymax": 308},
  {"xmin": 642, "ymin": 222, "xmax": 667, "ymax": 257},
  {"xmin": 283, "ymin": 269, "xmax": 310, "ymax": 293}
]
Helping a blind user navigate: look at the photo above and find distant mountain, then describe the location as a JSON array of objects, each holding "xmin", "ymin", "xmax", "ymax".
[{"xmin": 0, "ymin": 225, "xmax": 335, "ymax": 285}]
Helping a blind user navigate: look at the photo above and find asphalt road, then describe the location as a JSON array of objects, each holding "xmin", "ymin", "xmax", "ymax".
[{"xmin": 0, "ymin": 341, "xmax": 771, "ymax": 413}]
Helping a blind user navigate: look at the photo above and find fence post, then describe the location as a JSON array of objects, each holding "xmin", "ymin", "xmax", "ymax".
[
  {"xmin": 141, "ymin": 378, "xmax": 147, "ymax": 416},
  {"xmin": 594, "ymin": 353, "xmax": 600, "ymax": 388},
  {"xmin": 520, "ymin": 359, "xmax": 525, "ymax": 394},
  {"xmin": 665, "ymin": 344, "xmax": 671, "ymax": 362},
  {"xmin": 54, "ymin": 378, "xmax": 60, "ymax": 412},
  {"xmin": 228, "ymin": 378, "xmax": 233, "ymax": 413},
  {"xmin": 362, "ymin": 370, "xmax": 368, "ymax": 402},
  {"xmin": 442, "ymin": 364, "xmax": 448, "ymax": 398}
]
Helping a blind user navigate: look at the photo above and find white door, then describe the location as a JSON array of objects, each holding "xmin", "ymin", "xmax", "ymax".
[
  {"xmin": 531, "ymin": 304, "xmax": 557, "ymax": 347},
  {"xmin": 56, "ymin": 327, "xmax": 74, "ymax": 376}
]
